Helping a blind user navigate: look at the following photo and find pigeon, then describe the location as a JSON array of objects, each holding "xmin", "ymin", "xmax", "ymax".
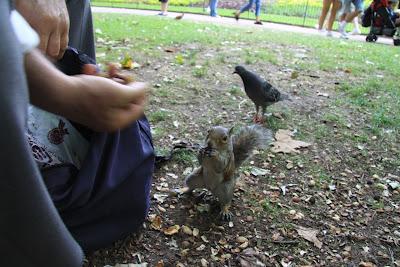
[
  {"xmin": 175, "ymin": 13, "xmax": 185, "ymax": 20},
  {"xmin": 233, "ymin": 65, "xmax": 290, "ymax": 123}
]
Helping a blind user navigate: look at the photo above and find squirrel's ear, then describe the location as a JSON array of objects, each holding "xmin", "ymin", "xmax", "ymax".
[{"xmin": 228, "ymin": 126, "xmax": 234, "ymax": 137}]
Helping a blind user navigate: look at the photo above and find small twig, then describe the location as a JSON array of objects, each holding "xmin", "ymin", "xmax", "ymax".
[
  {"xmin": 306, "ymin": 74, "xmax": 320, "ymax": 79},
  {"xmin": 272, "ymin": 240, "xmax": 299, "ymax": 245}
]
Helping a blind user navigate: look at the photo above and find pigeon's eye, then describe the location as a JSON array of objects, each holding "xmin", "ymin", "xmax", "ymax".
[{"xmin": 222, "ymin": 135, "xmax": 228, "ymax": 142}]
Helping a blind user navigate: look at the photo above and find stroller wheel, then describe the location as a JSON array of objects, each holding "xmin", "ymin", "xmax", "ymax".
[
  {"xmin": 366, "ymin": 34, "xmax": 377, "ymax": 42},
  {"xmin": 394, "ymin": 39, "xmax": 400, "ymax": 46}
]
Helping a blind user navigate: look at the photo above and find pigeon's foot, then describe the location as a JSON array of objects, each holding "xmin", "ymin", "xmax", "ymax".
[{"xmin": 253, "ymin": 114, "xmax": 260, "ymax": 123}]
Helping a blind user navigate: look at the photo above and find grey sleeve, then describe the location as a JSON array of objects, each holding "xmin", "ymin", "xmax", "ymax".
[{"xmin": 0, "ymin": 1, "xmax": 83, "ymax": 266}]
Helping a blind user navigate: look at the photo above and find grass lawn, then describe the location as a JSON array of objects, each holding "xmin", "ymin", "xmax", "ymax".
[{"xmin": 87, "ymin": 13, "xmax": 400, "ymax": 267}]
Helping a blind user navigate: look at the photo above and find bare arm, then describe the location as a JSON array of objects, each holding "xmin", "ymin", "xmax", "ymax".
[{"xmin": 25, "ymin": 49, "xmax": 149, "ymax": 132}]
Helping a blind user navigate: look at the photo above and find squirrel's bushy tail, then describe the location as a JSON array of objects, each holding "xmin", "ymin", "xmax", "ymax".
[{"xmin": 232, "ymin": 125, "xmax": 273, "ymax": 168}]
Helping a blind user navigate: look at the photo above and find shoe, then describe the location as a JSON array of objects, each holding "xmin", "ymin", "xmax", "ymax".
[
  {"xmin": 158, "ymin": 12, "xmax": 168, "ymax": 16},
  {"xmin": 254, "ymin": 21, "xmax": 263, "ymax": 25},
  {"xmin": 351, "ymin": 28, "xmax": 361, "ymax": 35},
  {"xmin": 326, "ymin": 30, "xmax": 333, "ymax": 37},
  {"xmin": 318, "ymin": 28, "xmax": 326, "ymax": 34},
  {"xmin": 211, "ymin": 15, "xmax": 221, "ymax": 18},
  {"xmin": 338, "ymin": 21, "xmax": 346, "ymax": 34},
  {"xmin": 340, "ymin": 31, "xmax": 349, "ymax": 39},
  {"xmin": 234, "ymin": 13, "xmax": 239, "ymax": 21}
]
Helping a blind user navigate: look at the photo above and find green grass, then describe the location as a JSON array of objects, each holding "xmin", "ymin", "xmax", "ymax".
[{"xmin": 148, "ymin": 110, "xmax": 170, "ymax": 123}]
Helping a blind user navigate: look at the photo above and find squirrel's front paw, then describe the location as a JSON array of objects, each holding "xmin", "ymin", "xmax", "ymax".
[
  {"xmin": 219, "ymin": 205, "xmax": 233, "ymax": 221},
  {"xmin": 203, "ymin": 147, "xmax": 217, "ymax": 157}
]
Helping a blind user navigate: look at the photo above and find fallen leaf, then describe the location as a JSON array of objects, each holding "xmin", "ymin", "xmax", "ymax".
[
  {"xmin": 163, "ymin": 225, "xmax": 180, "ymax": 235},
  {"xmin": 271, "ymin": 129, "xmax": 311, "ymax": 154},
  {"xmin": 181, "ymin": 225, "xmax": 193, "ymax": 235},
  {"xmin": 291, "ymin": 71, "xmax": 299, "ymax": 79},
  {"xmin": 196, "ymin": 244, "xmax": 206, "ymax": 251},
  {"xmin": 236, "ymin": 236, "xmax": 248, "ymax": 243},
  {"xmin": 296, "ymin": 226, "xmax": 322, "ymax": 249},
  {"xmin": 164, "ymin": 47, "xmax": 177, "ymax": 53},
  {"xmin": 200, "ymin": 258, "xmax": 208, "ymax": 267},
  {"xmin": 239, "ymin": 241, "xmax": 249, "ymax": 249},
  {"xmin": 344, "ymin": 68, "xmax": 352, "ymax": 73},
  {"xmin": 281, "ymin": 259, "xmax": 292, "ymax": 267},
  {"xmin": 250, "ymin": 167, "xmax": 269, "ymax": 176},
  {"xmin": 149, "ymin": 215, "xmax": 162, "ymax": 230},
  {"xmin": 104, "ymin": 264, "xmax": 148, "ymax": 267},
  {"xmin": 193, "ymin": 228, "xmax": 200, "ymax": 237},
  {"xmin": 237, "ymin": 248, "xmax": 267, "ymax": 267},
  {"xmin": 153, "ymin": 193, "xmax": 168, "ymax": 204},
  {"xmin": 359, "ymin": 262, "xmax": 376, "ymax": 267},
  {"xmin": 317, "ymin": 91, "xmax": 329, "ymax": 97},
  {"xmin": 121, "ymin": 54, "xmax": 133, "ymax": 69},
  {"xmin": 175, "ymin": 54, "xmax": 184, "ymax": 65}
]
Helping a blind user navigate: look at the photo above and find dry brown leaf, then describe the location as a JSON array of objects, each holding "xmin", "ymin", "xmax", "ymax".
[
  {"xmin": 359, "ymin": 262, "xmax": 376, "ymax": 267},
  {"xmin": 149, "ymin": 215, "xmax": 162, "ymax": 230},
  {"xmin": 164, "ymin": 47, "xmax": 178, "ymax": 53},
  {"xmin": 296, "ymin": 226, "xmax": 322, "ymax": 249},
  {"xmin": 271, "ymin": 129, "xmax": 311, "ymax": 154},
  {"xmin": 163, "ymin": 225, "xmax": 180, "ymax": 235}
]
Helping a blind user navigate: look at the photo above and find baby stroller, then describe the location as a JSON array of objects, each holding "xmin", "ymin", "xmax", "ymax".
[{"xmin": 361, "ymin": 0, "xmax": 400, "ymax": 45}]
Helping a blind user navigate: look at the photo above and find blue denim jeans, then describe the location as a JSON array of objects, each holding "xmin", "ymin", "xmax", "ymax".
[
  {"xmin": 210, "ymin": 0, "xmax": 219, "ymax": 16},
  {"xmin": 240, "ymin": 0, "xmax": 262, "ymax": 16}
]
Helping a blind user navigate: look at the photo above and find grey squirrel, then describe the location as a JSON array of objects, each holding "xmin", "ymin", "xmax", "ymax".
[{"xmin": 184, "ymin": 125, "xmax": 273, "ymax": 220}]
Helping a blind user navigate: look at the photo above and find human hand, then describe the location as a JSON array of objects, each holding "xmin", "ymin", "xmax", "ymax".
[
  {"xmin": 68, "ymin": 75, "xmax": 149, "ymax": 132},
  {"xmin": 15, "ymin": 0, "xmax": 69, "ymax": 59}
]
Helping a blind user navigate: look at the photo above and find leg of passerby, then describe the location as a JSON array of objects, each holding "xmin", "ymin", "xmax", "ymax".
[
  {"xmin": 235, "ymin": 0, "xmax": 254, "ymax": 20},
  {"xmin": 339, "ymin": 0, "xmax": 363, "ymax": 38},
  {"xmin": 351, "ymin": 15, "xmax": 361, "ymax": 34},
  {"xmin": 158, "ymin": 0, "xmax": 168, "ymax": 16},
  {"xmin": 317, "ymin": 0, "xmax": 333, "ymax": 33},
  {"xmin": 326, "ymin": 0, "xmax": 341, "ymax": 36},
  {"xmin": 210, "ymin": 0, "xmax": 220, "ymax": 17},
  {"xmin": 254, "ymin": 0, "xmax": 263, "ymax": 24}
]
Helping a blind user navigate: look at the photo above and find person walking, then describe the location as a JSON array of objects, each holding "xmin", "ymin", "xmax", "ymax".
[
  {"xmin": 234, "ymin": 0, "xmax": 263, "ymax": 25},
  {"xmin": 317, "ymin": 0, "xmax": 342, "ymax": 36},
  {"xmin": 338, "ymin": 0, "xmax": 364, "ymax": 38},
  {"xmin": 209, "ymin": 0, "xmax": 220, "ymax": 17}
]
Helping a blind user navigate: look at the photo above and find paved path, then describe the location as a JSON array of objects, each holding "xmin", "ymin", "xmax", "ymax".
[{"xmin": 92, "ymin": 6, "xmax": 394, "ymax": 46}]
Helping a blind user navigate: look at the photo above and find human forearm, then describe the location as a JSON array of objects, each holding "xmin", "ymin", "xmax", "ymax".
[{"xmin": 24, "ymin": 49, "xmax": 78, "ymax": 117}]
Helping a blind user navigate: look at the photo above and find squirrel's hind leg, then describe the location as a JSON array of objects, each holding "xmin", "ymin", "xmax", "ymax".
[
  {"xmin": 171, "ymin": 167, "xmax": 204, "ymax": 197},
  {"xmin": 213, "ymin": 180, "xmax": 235, "ymax": 221}
]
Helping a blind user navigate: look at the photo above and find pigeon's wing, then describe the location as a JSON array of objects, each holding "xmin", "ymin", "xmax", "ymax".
[{"xmin": 261, "ymin": 81, "xmax": 281, "ymax": 103}]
